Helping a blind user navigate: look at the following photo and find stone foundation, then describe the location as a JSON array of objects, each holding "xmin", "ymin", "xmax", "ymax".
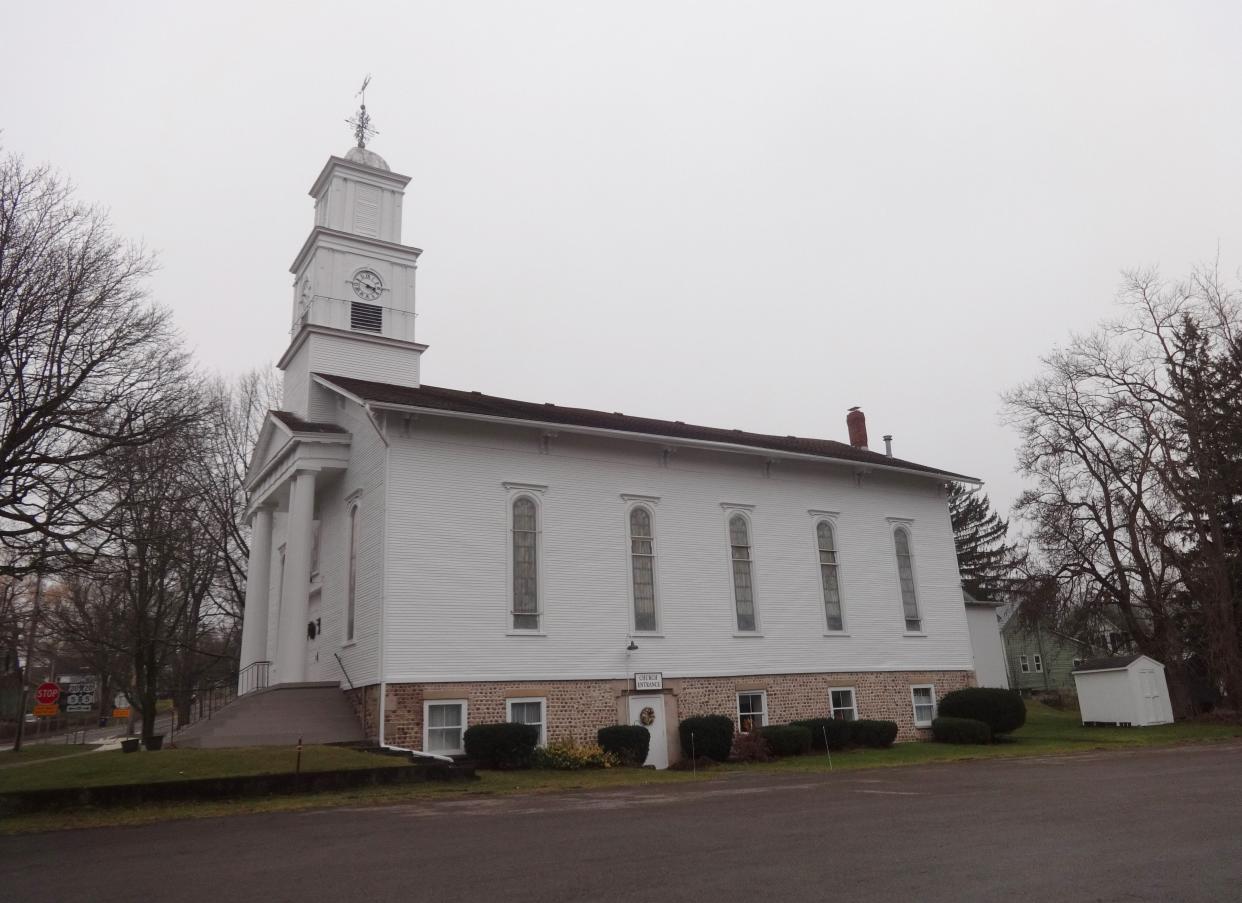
[{"xmin": 359, "ymin": 669, "xmax": 974, "ymax": 756}]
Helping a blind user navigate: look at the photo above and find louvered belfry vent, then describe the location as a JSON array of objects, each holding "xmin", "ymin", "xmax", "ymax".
[{"xmin": 350, "ymin": 302, "xmax": 382, "ymax": 332}]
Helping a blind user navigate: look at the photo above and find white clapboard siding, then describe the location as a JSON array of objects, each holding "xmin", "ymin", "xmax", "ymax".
[{"xmin": 373, "ymin": 413, "xmax": 972, "ymax": 683}]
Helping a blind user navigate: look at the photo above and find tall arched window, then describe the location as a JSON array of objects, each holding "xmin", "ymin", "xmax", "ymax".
[
  {"xmin": 512, "ymin": 496, "xmax": 540, "ymax": 630},
  {"xmin": 816, "ymin": 520, "xmax": 844, "ymax": 632},
  {"xmin": 729, "ymin": 514, "xmax": 756, "ymax": 631},
  {"xmin": 894, "ymin": 526, "xmax": 921, "ymax": 632},
  {"xmin": 346, "ymin": 505, "xmax": 358, "ymax": 641},
  {"xmin": 629, "ymin": 506, "xmax": 657, "ymax": 632}
]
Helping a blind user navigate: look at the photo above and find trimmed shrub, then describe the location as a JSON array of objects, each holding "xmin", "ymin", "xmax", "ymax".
[
  {"xmin": 597, "ymin": 725, "xmax": 651, "ymax": 766},
  {"xmin": 678, "ymin": 715, "xmax": 735, "ymax": 763},
  {"xmin": 938, "ymin": 688, "xmax": 1026, "ymax": 736},
  {"xmin": 463, "ymin": 722, "xmax": 539, "ymax": 769},
  {"xmin": 729, "ymin": 730, "xmax": 773, "ymax": 763},
  {"xmin": 792, "ymin": 717, "xmax": 853, "ymax": 751},
  {"xmin": 761, "ymin": 724, "xmax": 813, "ymax": 757},
  {"xmin": 932, "ymin": 716, "xmax": 993, "ymax": 745},
  {"xmin": 851, "ymin": 719, "xmax": 899, "ymax": 748},
  {"xmin": 532, "ymin": 740, "xmax": 618, "ymax": 770}
]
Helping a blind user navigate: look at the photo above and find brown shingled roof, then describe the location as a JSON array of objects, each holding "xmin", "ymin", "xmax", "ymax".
[
  {"xmin": 270, "ymin": 410, "xmax": 349, "ymax": 435},
  {"xmin": 316, "ymin": 374, "xmax": 976, "ymax": 481}
]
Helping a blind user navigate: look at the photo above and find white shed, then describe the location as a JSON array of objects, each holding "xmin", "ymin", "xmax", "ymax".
[{"xmin": 1072, "ymin": 654, "xmax": 1174, "ymax": 727}]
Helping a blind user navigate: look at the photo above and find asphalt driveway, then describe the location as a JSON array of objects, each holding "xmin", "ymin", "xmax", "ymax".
[{"xmin": 3, "ymin": 742, "xmax": 1241, "ymax": 902}]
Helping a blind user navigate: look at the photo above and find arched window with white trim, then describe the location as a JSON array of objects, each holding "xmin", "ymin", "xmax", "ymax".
[
  {"xmin": 729, "ymin": 513, "xmax": 757, "ymax": 632},
  {"xmin": 346, "ymin": 505, "xmax": 358, "ymax": 642},
  {"xmin": 894, "ymin": 526, "xmax": 921, "ymax": 632},
  {"xmin": 511, "ymin": 496, "xmax": 540, "ymax": 630},
  {"xmin": 816, "ymin": 520, "xmax": 844, "ymax": 632},
  {"xmin": 629, "ymin": 506, "xmax": 657, "ymax": 632}
]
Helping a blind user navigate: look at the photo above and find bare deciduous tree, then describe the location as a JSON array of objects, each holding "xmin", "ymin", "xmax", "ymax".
[
  {"xmin": 1006, "ymin": 263, "xmax": 1242, "ymax": 713},
  {"xmin": 0, "ymin": 152, "xmax": 197, "ymax": 577}
]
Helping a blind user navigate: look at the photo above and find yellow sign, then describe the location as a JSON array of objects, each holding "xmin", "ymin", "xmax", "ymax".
[
  {"xmin": 33, "ymin": 703, "xmax": 59, "ymax": 717},
  {"xmin": 112, "ymin": 708, "xmax": 131, "ymax": 719}
]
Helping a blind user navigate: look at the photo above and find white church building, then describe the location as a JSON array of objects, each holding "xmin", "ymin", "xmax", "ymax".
[{"xmin": 236, "ymin": 132, "xmax": 981, "ymax": 766}]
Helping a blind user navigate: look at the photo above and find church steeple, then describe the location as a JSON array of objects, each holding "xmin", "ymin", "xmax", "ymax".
[{"xmin": 277, "ymin": 92, "xmax": 427, "ymax": 418}]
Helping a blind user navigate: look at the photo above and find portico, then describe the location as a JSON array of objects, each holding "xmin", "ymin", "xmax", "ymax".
[{"xmin": 238, "ymin": 412, "xmax": 351, "ymax": 690}]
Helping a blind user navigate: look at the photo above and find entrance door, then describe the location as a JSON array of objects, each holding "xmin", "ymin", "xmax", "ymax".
[
  {"xmin": 627, "ymin": 695, "xmax": 669, "ymax": 769},
  {"xmin": 1139, "ymin": 669, "xmax": 1160, "ymax": 724}
]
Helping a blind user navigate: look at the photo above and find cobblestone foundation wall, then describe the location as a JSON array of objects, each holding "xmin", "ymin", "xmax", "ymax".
[
  {"xmin": 375, "ymin": 669, "xmax": 975, "ymax": 753},
  {"xmin": 674, "ymin": 670, "xmax": 975, "ymax": 742},
  {"xmin": 383, "ymin": 679, "xmax": 628, "ymax": 750}
]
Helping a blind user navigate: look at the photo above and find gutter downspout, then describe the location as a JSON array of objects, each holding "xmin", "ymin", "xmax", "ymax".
[{"xmin": 372, "ymin": 403, "xmax": 452, "ymax": 764}]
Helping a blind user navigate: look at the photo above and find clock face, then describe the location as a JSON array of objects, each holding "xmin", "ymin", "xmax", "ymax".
[
  {"xmin": 300, "ymin": 277, "xmax": 312, "ymax": 304},
  {"xmin": 351, "ymin": 269, "xmax": 383, "ymax": 302}
]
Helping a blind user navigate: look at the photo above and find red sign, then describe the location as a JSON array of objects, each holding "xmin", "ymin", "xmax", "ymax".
[{"xmin": 35, "ymin": 682, "xmax": 60, "ymax": 705}]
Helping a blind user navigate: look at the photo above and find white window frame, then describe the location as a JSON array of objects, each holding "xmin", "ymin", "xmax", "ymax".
[
  {"xmin": 722, "ymin": 504, "xmax": 760, "ymax": 634},
  {"xmin": 504, "ymin": 483, "xmax": 547, "ymax": 634},
  {"xmin": 1020, "ymin": 654, "xmax": 1030, "ymax": 673},
  {"xmin": 889, "ymin": 519, "xmax": 923, "ymax": 634},
  {"xmin": 810, "ymin": 511, "xmax": 846, "ymax": 634},
  {"xmin": 829, "ymin": 687, "xmax": 858, "ymax": 721},
  {"xmin": 623, "ymin": 497, "xmax": 662, "ymax": 635},
  {"xmin": 911, "ymin": 685, "xmax": 936, "ymax": 728},
  {"xmin": 423, "ymin": 699, "xmax": 468, "ymax": 755},
  {"xmin": 736, "ymin": 690, "xmax": 768, "ymax": 733},
  {"xmin": 506, "ymin": 697, "xmax": 547, "ymax": 747},
  {"xmin": 1033, "ymin": 654, "xmax": 1044, "ymax": 673},
  {"xmin": 345, "ymin": 503, "xmax": 359, "ymax": 643}
]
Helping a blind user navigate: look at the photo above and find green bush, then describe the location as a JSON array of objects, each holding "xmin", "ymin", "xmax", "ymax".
[
  {"xmin": 532, "ymin": 740, "xmax": 618, "ymax": 770},
  {"xmin": 463, "ymin": 722, "xmax": 539, "ymax": 769},
  {"xmin": 932, "ymin": 716, "xmax": 993, "ymax": 745},
  {"xmin": 792, "ymin": 717, "xmax": 853, "ymax": 751},
  {"xmin": 938, "ymin": 688, "xmax": 1026, "ymax": 736},
  {"xmin": 760, "ymin": 724, "xmax": 813, "ymax": 757},
  {"xmin": 597, "ymin": 725, "xmax": 651, "ymax": 766},
  {"xmin": 850, "ymin": 719, "xmax": 899, "ymax": 748},
  {"xmin": 678, "ymin": 715, "xmax": 735, "ymax": 762}
]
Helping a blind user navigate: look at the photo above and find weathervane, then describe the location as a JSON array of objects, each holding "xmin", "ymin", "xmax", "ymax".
[{"xmin": 345, "ymin": 75, "xmax": 378, "ymax": 149}]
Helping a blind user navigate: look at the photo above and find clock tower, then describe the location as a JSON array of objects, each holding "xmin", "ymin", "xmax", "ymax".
[{"xmin": 278, "ymin": 141, "xmax": 426, "ymax": 418}]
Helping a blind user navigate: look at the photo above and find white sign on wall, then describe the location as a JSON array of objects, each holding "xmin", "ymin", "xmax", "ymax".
[{"xmin": 634, "ymin": 672, "xmax": 663, "ymax": 691}]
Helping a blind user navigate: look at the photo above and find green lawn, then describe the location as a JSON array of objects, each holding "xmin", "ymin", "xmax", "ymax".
[
  {"xmin": 728, "ymin": 701, "xmax": 1242, "ymax": 775},
  {"xmin": 0, "ymin": 744, "xmax": 407, "ymax": 794},
  {"xmin": 0, "ymin": 745, "xmax": 100, "ymax": 767},
  {"xmin": 2, "ymin": 702, "xmax": 1237, "ymax": 834}
]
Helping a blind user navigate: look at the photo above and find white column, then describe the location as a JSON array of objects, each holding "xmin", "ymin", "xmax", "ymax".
[
  {"xmin": 237, "ymin": 506, "xmax": 274, "ymax": 694},
  {"xmin": 275, "ymin": 470, "xmax": 316, "ymax": 685}
]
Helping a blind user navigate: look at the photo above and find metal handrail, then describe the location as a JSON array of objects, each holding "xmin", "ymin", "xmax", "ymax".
[
  {"xmin": 334, "ymin": 652, "xmax": 357, "ymax": 693},
  {"xmin": 238, "ymin": 660, "xmax": 271, "ymax": 696}
]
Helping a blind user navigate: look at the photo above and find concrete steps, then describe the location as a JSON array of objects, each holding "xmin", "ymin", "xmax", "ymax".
[{"xmin": 175, "ymin": 682, "xmax": 365, "ymax": 749}]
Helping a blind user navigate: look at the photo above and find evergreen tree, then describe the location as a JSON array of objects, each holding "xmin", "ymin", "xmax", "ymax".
[{"xmin": 948, "ymin": 482, "xmax": 1016, "ymax": 600}]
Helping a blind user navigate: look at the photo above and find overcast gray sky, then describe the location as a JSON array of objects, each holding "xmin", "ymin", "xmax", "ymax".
[{"xmin": 6, "ymin": 2, "xmax": 1241, "ymax": 515}]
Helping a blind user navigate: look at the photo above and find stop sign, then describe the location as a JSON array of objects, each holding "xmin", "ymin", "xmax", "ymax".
[{"xmin": 34, "ymin": 682, "xmax": 60, "ymax": 705}]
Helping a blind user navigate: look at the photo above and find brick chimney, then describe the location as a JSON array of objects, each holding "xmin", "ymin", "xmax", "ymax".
[{"xmin": 846, "ymin": 406, "xmax": 868, "ymax": 449}]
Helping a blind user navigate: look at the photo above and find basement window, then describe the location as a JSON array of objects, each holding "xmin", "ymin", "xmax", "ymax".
[
  {"xmin": 736, "ymin": 691, "xmax": 767, "ymax": 733},
  {"xmin": 911, "ymin": 685, "xmax": 936, "ymax": 728},
  {"xmin": 424, "ymin": 701, "xmax": 467, "ymax": 755},
  {"xmin": 830, "ymin": 688, "xmax": 858, "ymax": 721}
]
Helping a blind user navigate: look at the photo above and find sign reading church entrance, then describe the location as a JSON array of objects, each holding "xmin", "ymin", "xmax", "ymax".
[{"xmin": 634, "ymin": 672, "xmax": 663, "ymax": 691}]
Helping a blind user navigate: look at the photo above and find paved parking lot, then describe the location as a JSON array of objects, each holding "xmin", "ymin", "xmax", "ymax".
[{"xmin": 3, "ymin": 742, "xmax": 1241, "ymax": 902}]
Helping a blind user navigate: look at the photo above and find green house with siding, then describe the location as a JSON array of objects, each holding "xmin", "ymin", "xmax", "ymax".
[{"xmin": 999, "ymin": 609, "xmax": 1095, "ymax": 694}]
